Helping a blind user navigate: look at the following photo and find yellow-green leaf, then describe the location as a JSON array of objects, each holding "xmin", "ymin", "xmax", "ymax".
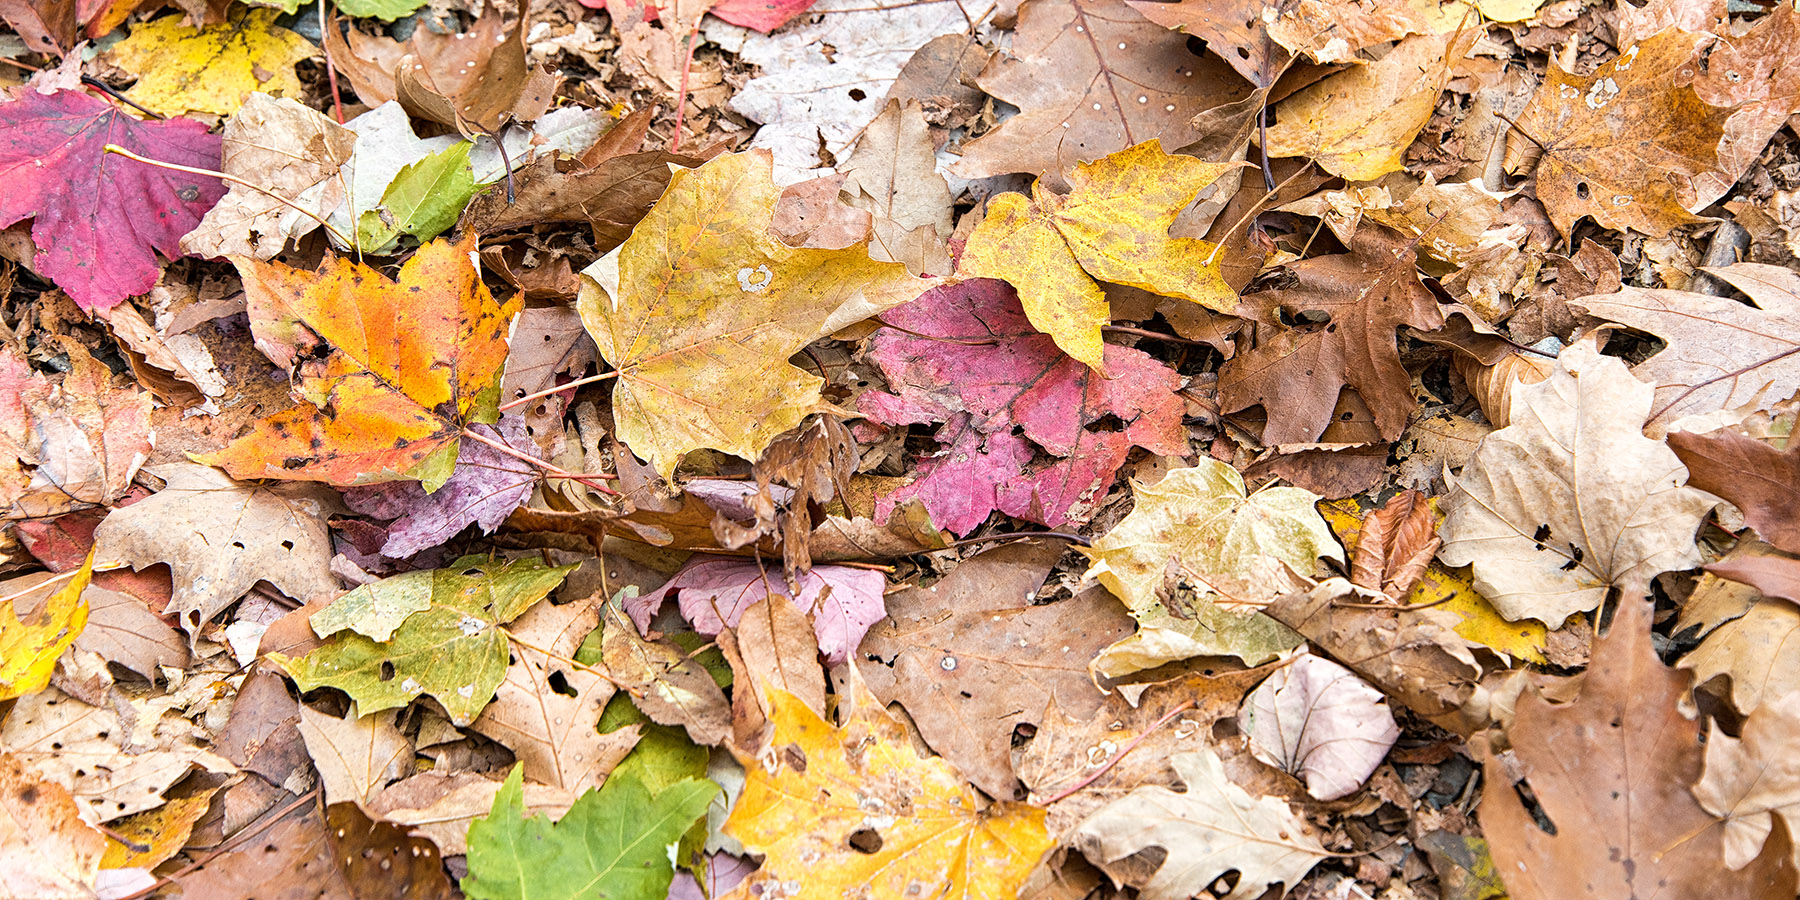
[
  {"xmin": 0, "ymin": 553, "xmax": 94, "ymax": 701},
  {"xmin": 106, "ymin": 8, "xmax": 315, "ymax": 119},
  {"xmin": 960, "ymin": 140, "xmax": 1239, "ymax": 371}
]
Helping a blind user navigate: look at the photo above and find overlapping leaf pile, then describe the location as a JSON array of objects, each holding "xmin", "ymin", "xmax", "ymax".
[{"xmin": 4, "ymin": 0, "xmax": 1800, "ymax": 897}]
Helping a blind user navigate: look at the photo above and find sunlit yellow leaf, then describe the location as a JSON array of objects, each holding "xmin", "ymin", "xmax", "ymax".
[
  {"xmin": 0, "ymin": 553, "xmax": 94, "ymax": 701},
  {"xmin": 106, "ymin": 8, "xmax": 315, "ymax": 118}
]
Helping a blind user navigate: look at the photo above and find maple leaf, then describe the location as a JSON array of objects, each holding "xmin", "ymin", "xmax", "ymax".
[
  {"xmin": 1695, "ymin": 689, "xmax": 1800, "ymax": 870},
  {"xmin": 1242, "ymin": 652, "xmax": 1400, "ymax": 800},
  {"xmin": 951, "ymin": 0, "xmax": 1251, "ymax": 179},
  {"xmin": 1680, "ymin": 593, "xmax": 1800, "ymax": 715},
  {"xmin": 103, "ymin": 8, "xmax": 314, "ymax": 119},
  {"xmin": 92, "ymin": 463, "xmax": 337, "ymax": 634},
  {"xmin": 723, "ymin": 679, "xmax": 1053, "ymax": 900},
  {"xmin": 577, "ymin": 150, "xmax": 928, "ymax": 480},
  {"xmin": 0, "ymin": 338, "xmax": 153, "ymax": 519},
  {"xmin": 1504, "ymin": 28, "xmax": 1729, "ymax": 237},
  {"xmin": 172, "ymin": 801, "xmax": 454, "ymax": 900},
  {"xmin": 180, "ymin": 93, "xmax": 356, "ymax": 260},
  {"xmin": 1219, "ymin": 225, "xmax": 1444, "ymax": 444},
  {"xmin": 344, "ymin": 415, "xmax": 541, "ymax": 559},
  {"xmin": 1071, "ymin": 747, "xmax": 1329, "ymax": 900},
  {"xmin": 960, "ymin": 140, "xmax": 1238, "ymax": 371},
  {"xmin": 270, "ymin": 556, "xmax": 576, "ymax": 726},
  {"xmin": 1576, "ymin": 263, "xmax": 1800, "ymax": 434},
  {"xmin": 463, "ymin": 766, "xmax": 718, "ymax": 900},
  {"xmin": 199, "ymin": 234, "xmax": 522, "ymax": 490},
  {"xmin": 0, "ymin": 553, "xmax": 92, "ymax": 701},
  {"xmin": 1262, "ymin": 0, "xmax": 1460, "ymax": 63},
  {"xmin": 1669, "ymin": 427, "xmax": 1800, "ymax": 555},
  {"xmin": 1481, "ymin": 598, "xmax": 1798, "ymax": 898},
  {"xmin": 1438, "ymin": 342, "xmax": 1716, "ymax": 627},
  {"xmin": 859, "ymin": 279, "xmax": 1185, "ymax": 535},
  {"xmin": 1082, "ymin": 460, "xmax": 1341, "ymax": 676},
  {"xmin": 0, "ymin": 88, "xmax": 225, "ymax": 311},
  {"xmin": 1127, "ymin": 0, "xmax": 1290, "ymax": 87},
  {"xmin": 323, "ymin": 9, "xmax": 556, "ymax": 137},
  {"xmin": 1265, "ymin": 29, "xmax": 1478, "ymax": 182},
  {"xmin": 0, "ymin": 753, "xmax": 104, "ymax": 900},
  {"xmin": 626, "ymin": 556, "xmax": 887, "ymax": 666}
]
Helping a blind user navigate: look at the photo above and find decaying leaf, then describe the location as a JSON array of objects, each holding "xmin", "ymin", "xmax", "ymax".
[
  {"xmin": 577, "ymin": 150, "xmax": 927, "ymax": 479},
  {"xmin": 601, "ymin": 598, "xmax": 732, "ymax": 746},
  {"xmin": 1242, "ymin": 651, "xmax": 1400, "ymax": 800},
  {"xmin": 297, "ymin": 703, "xmax": 412, "ymax": 809},
  {"xmin": 1680, "ymin": 595, "xmax": 1800, "ymax": 714},
  {"xmin": 1438, "ymin": 342, "xmax": 1714, "ymax": 627},
  {"xmin": 0, "ymin": 753, "xmax": 104, "ymax": 900},
  {"xmin": 0, "ymin": 339, "xmax": 153, "ymax": 520},
  {"xmin": 1695, "ymin": 689, "xmax": 1800, "ymax": 870},
  {"xmin": 1670, "ymin": 426, "xmax": 1800, "ymax": 554},
  {"xmin": 1071, "ymin": 747, "xmax": 1329, "ymax": 900},
  {"xmin": 960, "ymin": 140, "xmax": 1237, "ymax": 370},
  {"xmin": 104, "ymin": 8, "xmax": 314, "ymax": 119},
  {"xmin": 626, "ymin": 556, "xmax": 887, "ymax": 666},
  {"xmin": 180, "ymin": 93, "xmax": 356, "ymax": 260}
]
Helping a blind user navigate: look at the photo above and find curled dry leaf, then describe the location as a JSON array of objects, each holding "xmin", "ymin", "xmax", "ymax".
[
  {"xmin": 1350, "ymin": 489, "xmax": 1441, "ymax": 600},
  {"xmin": 0, "ymin": 339, "xmax": 153, "ymax": 520},
  {"xmin": 1438, "ymin": 342, "xmax": 1714, "ymax": 627},
  {"xmin": 324, "ymin": 10, "xmax": 556, "ymax": 138},
  {"xmin": 601, "ymin": 599, "xmax": 732, "ymax": 746},
  {"xmin": 1242, "ymin": 651, "xmax": 1401, "ymax": 801}
]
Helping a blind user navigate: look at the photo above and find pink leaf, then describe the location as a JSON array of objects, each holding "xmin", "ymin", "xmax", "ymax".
[
  {"xmin": 593, "ymin": 0, "xmax": 818, "ymax": 32},
  {"xmin": 1241, "ymin": 652, "xmax": 1400, "ymax": 800},
  {"xmin": 0, "ymin": 89, "xmax": 225, "ymax": 311},
  {"xmin": 860, "ymin": 279, "xmax": 1185, "ymax": 535},
  {"xmin": 627, "ymin": 556, "xmax": 887, "ymax": 664}
]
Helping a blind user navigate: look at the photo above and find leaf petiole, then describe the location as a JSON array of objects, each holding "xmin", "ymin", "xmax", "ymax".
[{"xmin": 102, "ymin": 144, "xmax": 354, "ymax": 248}]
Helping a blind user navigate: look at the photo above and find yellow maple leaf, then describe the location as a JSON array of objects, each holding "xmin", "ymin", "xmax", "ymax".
[
  {"xmin": 0, "ymin": 553, "xmax": 94, "ymax": 701},
  {"xmin": 723, "ymin": 682, "xmax": 1053, "ymax": 900},
  {"xmin": 106, "ymin": 7, "xmax": 315, "ymax": 118},
  {"xmin": 959, "ymin": 141, "xmax": 1238, "ymax": 372},
  {"xmin": 578, "ymin": 150, "xmax": 931, "ymax": 480}
]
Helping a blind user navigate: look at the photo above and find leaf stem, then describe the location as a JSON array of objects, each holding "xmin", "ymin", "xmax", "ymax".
[
  {"xmin": 102, "ymin": 144, "xmax": 355, "ymax": 248},
  {"xmin": 498, "ymin": 624, "xmax": 639, "ymax": 695},
  {"xmin": 0, "ymin": 569, "xmax": 82, "ymax": 606},
  {"xmin": 497, "ymin": 370, "xmax": 622, "ymax": 412},
  {"xmin": 1039, "ymin": 700, "xmax": 1196, "ymax": 805},
  {"xmin": 459, "ymin": 427, "xmax": 620, "ymax": 495}
]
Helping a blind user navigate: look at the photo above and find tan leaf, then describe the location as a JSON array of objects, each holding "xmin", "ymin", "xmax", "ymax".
[
  {"xmin": 600, "ymin": 601, "xmax": 730, "ymax": 746},
  {"xmin": 1679, "ymin": 595, "xmax": 1800, "ymax": 714},
  {"xmin": 1438, "ymin": 342, "xmax": 1715, "ymax": 627},
  {"xmin": 0, "ymin": 752, "xmax": 103, "ymax": 900},
  {"xmin": 179, "ymin": 93, "xmax": 355, "ymax": 260},
  {"xmin": 1695, "ymin": 688, "xmax": 1800, "ymax": 870},
  {"xmin": 839, "ymin": 100, "xmax": 954, "ymax": 277},
  {"xmin": 297, "ymin": 704, "xmax": 412, "ymax": 810}
]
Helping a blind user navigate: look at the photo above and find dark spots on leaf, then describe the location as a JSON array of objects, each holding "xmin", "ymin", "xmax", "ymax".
[
  {"xmin": 282, "ymin": 457, "xmax": 309, "ymax": 468},
  {"xmin": 782, "ymin": 743, "xmax": 807, "ymax": 773},
  {"xmin": 847, "ymin": 827, "xmax": 883, "ymax": 854},
  {"xmin": 18, "ymin": 786, "xmax": 36, "ymax": 805}
]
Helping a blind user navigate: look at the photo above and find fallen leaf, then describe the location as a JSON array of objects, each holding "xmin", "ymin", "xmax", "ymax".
[
  {"xmin": 92, "ymin": 463, "xmax": 338, "ymax": 634},
  {"xmin": 960, "ymin": 140, "xmax": 1238, "ymax": 370},
  {"xmin": 0, "ymin": 338, "xmax": 153, "ymax": 519},
  {"xmin": 0, "ymin": 88, "xmax": 225, "ymax": 310},
  {"xmin": 1707, "ymin": 554, "xmax": 1800, "ymax": 604},
  {"xmin": 859, "ymin": 279, "xmax": 1186, "ymax": 535},
  {"xmin": 839, "ymin": 100, "xmax": 954, "ymax": 276},
  {"xmin": 271, "ymin": 556, "xmax": 576, "ymax": 726},
  {"xmin": 1264, "ymin": 0, "xmax": 1455, "ymax": 64},
  {"xmin": 627, "ymin": 556, "xmax": 887, "ymax": 666},
  {"xmin": 1480, "ymin": 597, "xmax": 1798, "ymax": 898},
  {"xmin": 951, "ymin": 0, "xmax": 1250, "ymax": 179},
  {"xmin": 180, "ymin": 93, "xmax": 353, "ymax": 260},
  {"xmin": 722, "ymin": 595, "xmax": 827, "ymax": 746},
  {"xmin": 342, "ymin": 415, "xmax": 541, "ymax": 559},
  {"xmin": 174, "ymin": 800, "xmax": 454, "ymax": 900},
  {"xmin": 463, "ymin": 766, "xmax": 718, "ymax": 900},
  {"xmin": 1082, "ymin": 460, "xmax": 1341, "ymax": 675},
  {"xmin": 722, "ymin": 678, "xmax": 1053, "ymax": 900},
  {"xmin": 1219, "ymin": 225, "xmax": 1445, "ymax": 444},
  {"xmin": 1242, "ymin": 651, "xmax": 1401, "ymax": 800},
  {"xmin": 595, "ymin": 0, "xmax": 817, "ymax": 33},
  {"xmin": 1680, "ymin": 595, "xmax": 1800, "ymax": 714},
  {"xmin": 1349, "ymin": 490, "xmax": 1440, "ymax": 600},
  {"xmin": 576, "ymin": 150, "xmax": 926, "ymax": 479},
  {"xmin": 297, "ymin": 703, "xmax": 412, "ymax": 809},
  {"xmin": 199, "ymin": 235, "xmax": 522, "ymax": 490},
  {"xmin": 1438, "ymin": 342, "xmax": 1715, "ymax": 627},
  {"xmin": 98, "ymin": 788, "xmax": 214, "ymax": 870},
  {"xmin": 75, "ymin": 581, "xmax": 188, "ymax": 680},
  {"xmin": 463, "ymin": 148, "xmax": 705, "ymax": 252},
  {"xmin": 1576, "ymin": 263, "xmax": 1800, "ymax": 434},
  {"xmin": 1695, "ymin": 688, "xmax": 1800, "ymax": 870},
  {"xmin": 1070, "ymin": 747, "xmax": 1329, "ymax": 900},
  {"xmin": 1504, "ymin": 28, "xmax": 1728, "ymax": 237},
  {"xmin": 1266, "ymin": 29, "xmax": 1479, "ymax": 182},
  {"xmin": 1690, "ymin": 5, "xmax": 1800, "ymax": 204},
  {"xmin": 325, "ymin": 10, "xmax": 556, "ymax": 138},
  {"xmin": 498, "ymin": 307, "xmax": 596, "ymax": 451},
  {"xmin": 601, "ymin": 599, "xmax": 732, "ymax": 746},
  {"xmin": 1669, "ymin": 427, "xmax": 1800, "ymax": 554},
  {"xmin": 0, "ymin": 752, "xmax": 103, "ymax": 900},
  {"xmin": 857, "ymin": 542, "xmax": 1134, "ymax": 799},
  {"xmin": 0, "ymin": 553, "xmax": 91, "ymax": 701},
  {"xmin": 1127, "ymin": 0, "xmax": 1290, "ymax": 87},
  {"xmin": 104, "ymin": 8, "xmax": 314, "ymax": 119},
  {"xmin": 353, "ymin": 140, "xmax": 477, "ymax": 253},
  {"xmin": 470, "ymin": 597, "xmax": 638, "ymax": 795},
  {"xmin": 0, "ymin": 0, "xmax": 142, "ymax": 55}
]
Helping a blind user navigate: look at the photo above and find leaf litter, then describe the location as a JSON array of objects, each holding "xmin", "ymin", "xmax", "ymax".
[{"xmin": 4, "ymin": 0, "xmax": 1800, "ymax": 898}]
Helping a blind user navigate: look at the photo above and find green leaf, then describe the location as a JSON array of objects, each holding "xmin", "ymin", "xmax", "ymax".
[
  {"xmin": 463, "ymin": 765, "xmax": 719, "ymax": 900},
  {"xmin": 335, "ymin": 0, "xmax": 430, "ymax": 22},
  {"xmin": 271, "ymin": 556, "xmax": 576, "ymax": 725},
  {"xmin": 357, "ymin": 141, "xmax": 477, "ymax": 253}
]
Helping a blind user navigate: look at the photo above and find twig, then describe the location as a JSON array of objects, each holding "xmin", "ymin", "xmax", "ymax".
[
  {"xmin": 103, "ymin": 145, "xmax": 354, "ymax": 247},
  {"xmin": 115, "ymin": 787, "xmax": 321, "ymax": 900},
  {"xmin": 81, "ymin": 76, "xmax": 161, "ymax": 119},
  {"xmin": 460, "ymin": 427, "xmax": 620, "ymax": 495},
  {"xmin": 0, "ymin": 569, "xmax": 81, "ymax": 606},
  {"xmin": 1040, "ymin": 700, "xmax": 1196, "ymax": 805},
  {"xmin": 1102, "ymin": 324, "xmax": 1214, "ymax": 347},
  {"xmin": 1203, "ymin": 160, "xmax": 1317, "ymax": 268},
  {"xmin": 498, "ymin": 370, "xmax": 621, "ymax": 413},
  {"xmin": 870, "ymin": 315, "xmax": 1000, "ymax": 346},
  {"xmin": 318, "ymin": 0, "xmax": 346, "ymax": 124},
  {"xmin": 939, "ymin": 530, "xmax": 1091, "ymax": 549}
]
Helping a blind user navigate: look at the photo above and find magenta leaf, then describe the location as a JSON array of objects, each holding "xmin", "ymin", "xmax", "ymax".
[
  {"xmin": 343, "ymin": 416, "xmax": 540, "ymax": 558},
  {"xmin": 0, "ymin": 89, "xmax": 225, "ymax": 311},
  {"xmin": 859, "ymin": 279, "xmax": 1186, "ymax": 535},
  {"xmin": 627, "ymin": 556, "xmax": 887, "ymax": 664}
]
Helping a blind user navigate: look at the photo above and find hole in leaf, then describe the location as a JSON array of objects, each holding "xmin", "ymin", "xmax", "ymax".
[
  {"xmin": 847, "ymin": 827, "xmax": 883, "ymax": 854},
  {"xmin": 379, "ymin": 662, "xmax": 396, "ymax": 682}
]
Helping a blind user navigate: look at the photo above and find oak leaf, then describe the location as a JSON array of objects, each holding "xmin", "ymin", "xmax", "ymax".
[
  {"xmin": 1070, "ymin": 747, "xmax": 1328, "ymax": 900},
  {"xmin": 0, "ymin": 88, "xmax": 225, "ymax": 310},
  {"xmin": 722, "ymin": 679, "xmax": 1053, "ymax": 900},
  {"xmin": 1481, "ymin": 598, "xmax": 1798, "ymax": 898},
  {"xmin": 1438, "ymin": 343, "xmax": 1715, "ymax": 627},
  {"xmin": 1576, "ymin": 263, "xmax": 1800, "ymax": 435},
  {"xmin": 0, "ymin": 553, "xmax": 91, "ymax": 701},
  {"xmin": 859, "ymin": 279, "xmax": 1186, "ymax": 535},
  {"xmin": 104, "ymin": 9, "xmax": 314, "ymax": 119},
  {"xmin": 576, "ymin": 150, "xmax": 927, "ymax": 480},
  {"xmin": 951, "ymin": 0, "xmax": 1251, "ymax": 179},
  {"xmin": 1504, "ymin": 28, "xmax": 1729, "ymax": 237},
  {"xmin": 271, "ymin": 556, "xmax": 576, "ymax": 726},
  {"xmin": 960, "ymin": 140, "xmax": 1238, "ymax": 370},
  {"xmin": 1218, "ymin": 225, "xmax": 1444, "ymax": 444},
  {"xmin": 200, "ymin": 235, "xmax": 522, "ymax": 490},
  {"xmin": 1082, "ymin": 460, "xmax": 1341, "ymax": 676}
]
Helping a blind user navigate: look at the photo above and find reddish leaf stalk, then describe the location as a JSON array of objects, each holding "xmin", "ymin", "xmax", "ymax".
[{"xmin": 1039, "ymin": 699, "xmax": 1197, "ymax": 805}]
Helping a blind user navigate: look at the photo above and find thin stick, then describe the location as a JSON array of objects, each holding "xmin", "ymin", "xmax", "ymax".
[
  {"xmin": 870, "ymin": 315, "xmax": 999, "ymax": 346},
  {"xmin": 500, "ymin": 625, "xmax": 637, "ymax": 693},
  {"xmin": 1102, "ymin": 324, "xmax": 1213, "ymax": 347},
  {"xmin": 318, "ymin": 0, "xmax": 346, "ymax": 124},
  {"xmin": 1203, "ymin": 160, "xmax": 1317, "ymax": 268},
  {"xmin": 0, "ymin": 57, "xmax": 40, "ymax": 73},
  {"xmin": 940, "ymin": 530, "xmax": 1091, "ymax": 549},
  {"xmin": 103, "ymin": 145, "xmax": 354, "ymax": 247},
  {"xmin": 1041, "ymin": 700, "xmax": 1196, "ymax": 805},
  {"xmin": 498, "ymin": 370, "xmax": 621, "ymax": 412},
  {"xmin": 0, "ymin": 569, "xmax": 81, "ymax": 606},
  {"xmin": 669, "ymin": 29, "xmax": 699, "ymax": 152},
  {"xmin": 81, "ymin": 76, "xmax": 161, "ymax": 119},
  {"xmin": 460, "ymin": 427, "xmax": 620, "ymax": 495}
]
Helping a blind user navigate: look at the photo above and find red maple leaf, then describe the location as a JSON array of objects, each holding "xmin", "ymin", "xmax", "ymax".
[
  {"xmin": 0, "ymin": 89, "xmax": 225, "ymax": 311},
  {"xmin": 859, "ymin": 279, "xmax": 1186, "ymax": 535}
]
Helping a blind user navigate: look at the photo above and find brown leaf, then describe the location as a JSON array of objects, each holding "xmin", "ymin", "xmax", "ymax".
[
  {"xmin": 771, "ymin": 173, "xmax": 872, "ymax": 249},
  {"xmin": 1480, "ymin": 597, "xmax": 1798, "ymax": 898},
  {"xmin": 297, "ymin": 704, "xmax": 412, "ymax": 810},
  {"xmin": 177, "ymin": 800, "xmax": 453, "ymax": 900},
  {"xmin": 1707, "ymin": 554, "xmax": 1800, "ymax": 604},
  {"xmin": 325, "ymin": 10, "xmax": 556, "ymax": 137},
  {"xmin": 1219, "ymin": 225, "xmax": 1444, "ymax": 443},
  {"xmin": 0, "ymin": 752, "xmax": 103, "ymax": 900},
  {"xmin": 950, "ymin": 0, "xmax": 1250, "ymax": 179},
  {"xmin": 1669, "ymin": 427, "xmax": 1800, "ymax": 554},
  {"xmin": 600, "ymin": 602, "xmax": 731, "ymax": 746},
  {"xmin": 724, "ymin": 595, "xmax": 826, "ymax": 748},
  {"xmin": 858, "ymin": 542, "xmax": 1134, "ymax": 799},
  {"xmin": 0, "ymin": 337, "xmax": 152, "ymax": 520},
  {"xmin": 1350, "ymin": 489, "xmax": 1440, "ymax": 600},
  {"xmin": 1128, "ymin": 0, "xmax": 1290, "ymax": 87},
  {"xmin": 465, "ymin": 149, "xmax": 712, "ymax": 252}
]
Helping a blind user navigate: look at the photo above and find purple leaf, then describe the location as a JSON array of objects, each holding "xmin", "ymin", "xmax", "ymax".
[
  {"xmin": 343, "ymin": 416, "xmax": 539, "ymax": 558},
  {"xmin": 627, "ymin": 556, "xmax": 887, "ymax": 664}
]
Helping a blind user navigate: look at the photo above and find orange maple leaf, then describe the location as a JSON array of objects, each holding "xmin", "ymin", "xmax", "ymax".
[{"xmin": 199, "ymin": 235, "xmax": 520, "ymax": 490}]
